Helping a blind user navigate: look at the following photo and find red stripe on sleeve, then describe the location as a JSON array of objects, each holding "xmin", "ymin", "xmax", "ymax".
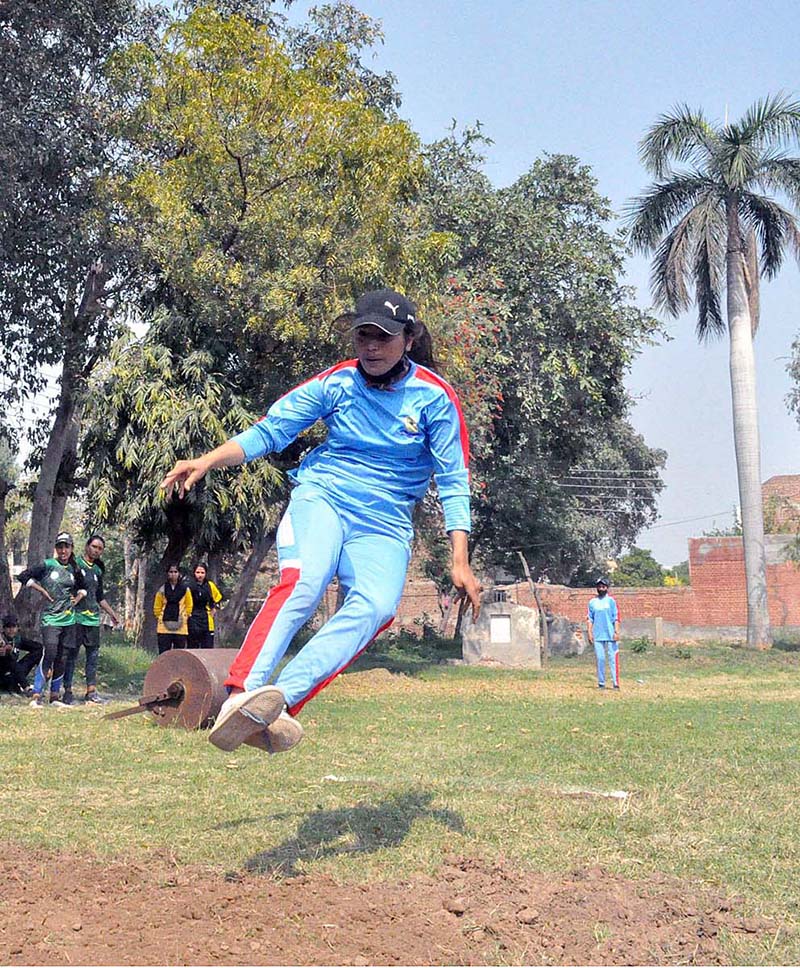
[{"xmin": 412, "ymin": 366, "xmax": 470, "ymax": 467}]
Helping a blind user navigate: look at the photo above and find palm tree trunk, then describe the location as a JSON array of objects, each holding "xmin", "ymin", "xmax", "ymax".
[{"xmin": 726, "ymin": 200, "xmax": 772, "ymax": 648}]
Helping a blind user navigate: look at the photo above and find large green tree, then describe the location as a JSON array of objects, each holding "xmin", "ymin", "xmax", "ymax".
[
  {"xmin": 419, "ymin": 135, "xmax": 665, "ymax": 581},
  {"xmin": 627, "ymin": 95, "xmax": 800, "ymax": 648},
  {"xmin": 83, "ymin": 4, "xmax": 456, "ymax": 646},
  {"xmin": 0, "ymin": 0, "xmax": 154, "ymax": 621}
]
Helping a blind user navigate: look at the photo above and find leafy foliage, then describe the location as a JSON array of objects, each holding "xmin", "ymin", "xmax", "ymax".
[
  {"xmin": 419, "ymin": 134, "xmax": 665, "ymax": 580},
  {"xmin": 82, "ymin": 313, "xmax": 285, "ymax": 557},
  {"xmin": 0, "ymin": 0, "xmax": 155, "ymax": 426},
  {"xmin": 612, "ymin": 547, "xmax": 665, "ymax": 587},
  {"xmin": 84, "ymin": 4, "xmax": 455, "ymax": 567}
]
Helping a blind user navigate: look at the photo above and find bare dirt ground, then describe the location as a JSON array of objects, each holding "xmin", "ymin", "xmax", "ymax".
[{"xmin": 0, "ymin": 844, "xmax": 772, "ymax": 965}]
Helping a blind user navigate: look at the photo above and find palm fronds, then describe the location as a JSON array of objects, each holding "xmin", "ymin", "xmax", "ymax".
[
  {"xmin": 692, "ymin": 199, "xmax": 726, "ymax": 340},
  {"xmin": 625, "ymin": 174, "xmax": 711, "ymax": 252},
  {"xmin": 734, "ymin": 93, "xmax": 800, "ymax": 151},
  {"xmin": 755, "ymin": 154, "xmax": 800, "ymax": 208},
  {"xmin": 740, "ymin": 191, "xmax": 800, "ymax": 278},
  {"xmin": 742, "ymin": 228, "xmax": 760, "ymax": 335},
  {"xmin": 638, "ymin": 104, "xmax": 718, "ymax": 178}
]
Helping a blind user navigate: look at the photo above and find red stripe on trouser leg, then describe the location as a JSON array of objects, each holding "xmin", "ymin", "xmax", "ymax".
[
  {"xmin": 615, "ymin": 650, "xmax": 620, "ymax": 684},
  {"xmin": 287, "ymin": 617, "xmax": 394, "ymax": 716},
  {"xmin": 225, "ymin": 568, "xmax": 301, "ymax": 689}
]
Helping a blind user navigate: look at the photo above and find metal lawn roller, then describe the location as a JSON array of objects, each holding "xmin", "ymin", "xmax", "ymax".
[{"xmin": 105, "ymin": 649, "xmax": 238, "ymax": 729}]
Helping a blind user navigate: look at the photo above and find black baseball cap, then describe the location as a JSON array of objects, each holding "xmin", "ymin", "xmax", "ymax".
[
  {"xmin": 2, "ymin": 613, "xmax": 18, "ymax": 628},
  {"xmin": 348, "ymin": 289, "xmax": 417, "ymax": 336},
  {"xmin": 595, "ymin": 577, "xmax": 609, "ymax": 587},
  {"xmin": 55, "ymin": 531, "xmax": 74, "ymax": 546}
]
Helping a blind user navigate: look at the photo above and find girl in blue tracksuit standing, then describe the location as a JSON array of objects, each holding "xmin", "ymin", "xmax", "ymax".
[{"xmin": 161, "ymin": 289, "xmax": 481, "ymax": 755}]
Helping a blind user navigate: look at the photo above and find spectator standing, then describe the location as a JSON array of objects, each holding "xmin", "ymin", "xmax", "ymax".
[
  {"xmin": 63, "ymin": 535, "xmax": 122, "ymax": 705},
  {"xmin": 587, "ymin": 577, "xmax": 620, "ymax": 690},
  {"xmin": 0, "ymin": 614, "xmax": 41, "ymax": 695},
  {"xmin": 186, "ymin": 563, "xmax": 223, "ymax": 649},
  {"xmin": 153, "ymin": 564, "xmax": 191, "ymax": 653},
  {"xmin": 18, "ymin": 532, "xmax": 86, "ymax": 706}
]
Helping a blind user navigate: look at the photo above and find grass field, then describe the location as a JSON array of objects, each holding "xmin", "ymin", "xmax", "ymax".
[{"xmin": 1, "ymin": 638, "xmax": 799, "ymax": 963}]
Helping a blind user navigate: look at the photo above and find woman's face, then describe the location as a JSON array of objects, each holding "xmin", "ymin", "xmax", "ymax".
[
  {"xmin": 55, "ymin": 542, "xmax": 72, "ymax": 564},
  {"xmin": 167, "ymin": 566, "xmax": 180, "ymax": 583},
  {"xmin": 353, "ymin": 325, "xmax": 412, "ymax": 377},
  {"xmin": 85, "ymin": 538, "xmax": 105, "ymax": 563},
  {"xmin": 194, "ymin": 566, "xmax": 207, "ymax": 582}
]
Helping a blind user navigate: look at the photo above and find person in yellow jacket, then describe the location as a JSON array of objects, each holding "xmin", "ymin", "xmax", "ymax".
[
  {"xmin": 154, "ymin": 564, "xmax": 192, "ymax": 653},
  {"xmin": 186, "ymin": 562, "xmax": 223, "ymax": 649}
]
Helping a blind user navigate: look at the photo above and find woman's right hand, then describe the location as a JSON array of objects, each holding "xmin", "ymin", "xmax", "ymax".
[{"xmin": 160, "ymin": 457, "xmax": 211, "ymax": 499}]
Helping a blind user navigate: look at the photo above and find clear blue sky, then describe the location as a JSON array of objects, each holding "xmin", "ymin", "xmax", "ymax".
[{"xmin": 291, "ymin": 0, "xmax": 800, "ymax": 566}]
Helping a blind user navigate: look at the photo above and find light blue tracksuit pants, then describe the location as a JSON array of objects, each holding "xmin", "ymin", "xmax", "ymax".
[
  {"xmin": 594, "ymin": 639, "xmax": 619, "ymax": 687},
  {"xmin": 226, "ymin": 484, "xmax": 410, "ymax": 714}
]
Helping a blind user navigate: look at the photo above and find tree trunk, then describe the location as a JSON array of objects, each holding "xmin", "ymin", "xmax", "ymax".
[
  {"xmin": 48, "ymin": 410, "xmax": 82, "ymax": 538},
  {"xmin": 134, "ymin": 556, "xmax": 148, "ymax": 645},
  {"xmin": 24, "ymin": 371, "xmax": 77, "ymax": 566},
  {"xmin": 123, "ymin": 536, "xmax": 136, "ymax": 630},
  {"xmin": 438, "ymin": 586, "xmax": 457, "ymax": 636},
  {"xmin": 215, "ymin": 528, "xmax": 277, "ymax": 646},
  {"xmin": 726, "ymin": 199, "xmax": 772, "ymax": 648},
  {"xmin": 0, "ymin": 481, "xmax": 14, "ymax": 617},
  {"xmin": 517, "ymin": 550, "xmax": 548, "ymax": 665}
]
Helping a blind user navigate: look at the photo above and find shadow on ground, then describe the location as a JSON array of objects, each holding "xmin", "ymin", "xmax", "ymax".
[{"xmin": 243, "ymin": 790, "xmax": 464, "ymax": 877}]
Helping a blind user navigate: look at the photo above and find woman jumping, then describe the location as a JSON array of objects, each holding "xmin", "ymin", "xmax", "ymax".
[{"xmin": 161, "ymin": 289, "xmax": 481, "ymax": 755}]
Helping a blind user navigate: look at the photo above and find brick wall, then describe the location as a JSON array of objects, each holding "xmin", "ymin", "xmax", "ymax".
[{"xmin": 386, "ymin": 534, "xmax": 800, "ymax": 636}]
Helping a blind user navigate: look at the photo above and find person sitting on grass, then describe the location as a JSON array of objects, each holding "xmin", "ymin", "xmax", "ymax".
[
  {"xmin": 0, "ymin": 614, "xmax": 42, "ymax": 697},
  {"xmin": 161, "ymin": 289, "xmax": 482, "ymax": 755},
  {"xmin": 18, "ymin": 532, "xmax": 87, "ymax": 707},
  {"xmin": 62, "ymin": 534, "xmax": 122, "ymax": 705}
]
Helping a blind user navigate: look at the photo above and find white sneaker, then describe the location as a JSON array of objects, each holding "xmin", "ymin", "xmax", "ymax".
[
  {"xmin": 208, "ymin": 685, "xmax": 285, "ymax": 752},
  {"xmin": 29, "ymin": 696, "xmax": 43, "ymax": 708},
  {"xmin": 244, "ymin": 710, "xmax": 304, "ymax": 755}
]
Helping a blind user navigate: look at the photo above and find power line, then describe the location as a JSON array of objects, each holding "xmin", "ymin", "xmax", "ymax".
[
  {"xmin": 646, "ymin": 510, "xmax": 735, "ymax": 530},
  {"xmin": 558, "ymin": 477, "xmax": 662, "ymax": 484},
  {"xmin": 556, "ymin": 482, "xmax": 661, "ymax": 491},
  {"xmin": 571, "ymin": 508, "xmax": 736, "ymax": 530},
  {"xmin": 567, "ymin": 469, "xmax": 662, "ymax": 477}
]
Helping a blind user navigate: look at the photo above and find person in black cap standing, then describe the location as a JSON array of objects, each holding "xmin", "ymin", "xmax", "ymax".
[
  {"xmin": 161, "ymin": 288, "xmax": 482, "ymax": 755},
  {"xmin": 18, "ymin": 532, "xmax": 87, "ymax": 706},
  {"xmin": 587, "ymin": 577, "xmax": 620, "ymax": 689}
]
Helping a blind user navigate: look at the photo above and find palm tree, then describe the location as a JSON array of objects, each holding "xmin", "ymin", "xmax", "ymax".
[{"xmin": 627, "ymin": 95, "xmax": 800, "ymax": 648}]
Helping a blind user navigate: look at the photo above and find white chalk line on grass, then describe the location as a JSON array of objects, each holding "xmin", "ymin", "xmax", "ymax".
[{"xmin": 321, "ymin": 775, "xmax": 631, "ymax": 800}]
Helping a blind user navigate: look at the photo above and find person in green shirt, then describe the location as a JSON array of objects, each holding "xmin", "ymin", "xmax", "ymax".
[
  {"xmin": 62, "ymin": 534, "xmax": 122, "ymax": 705},
  {"xmin": 18, "ymin": 532, "xmax": 87, "ymax": 707}
]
